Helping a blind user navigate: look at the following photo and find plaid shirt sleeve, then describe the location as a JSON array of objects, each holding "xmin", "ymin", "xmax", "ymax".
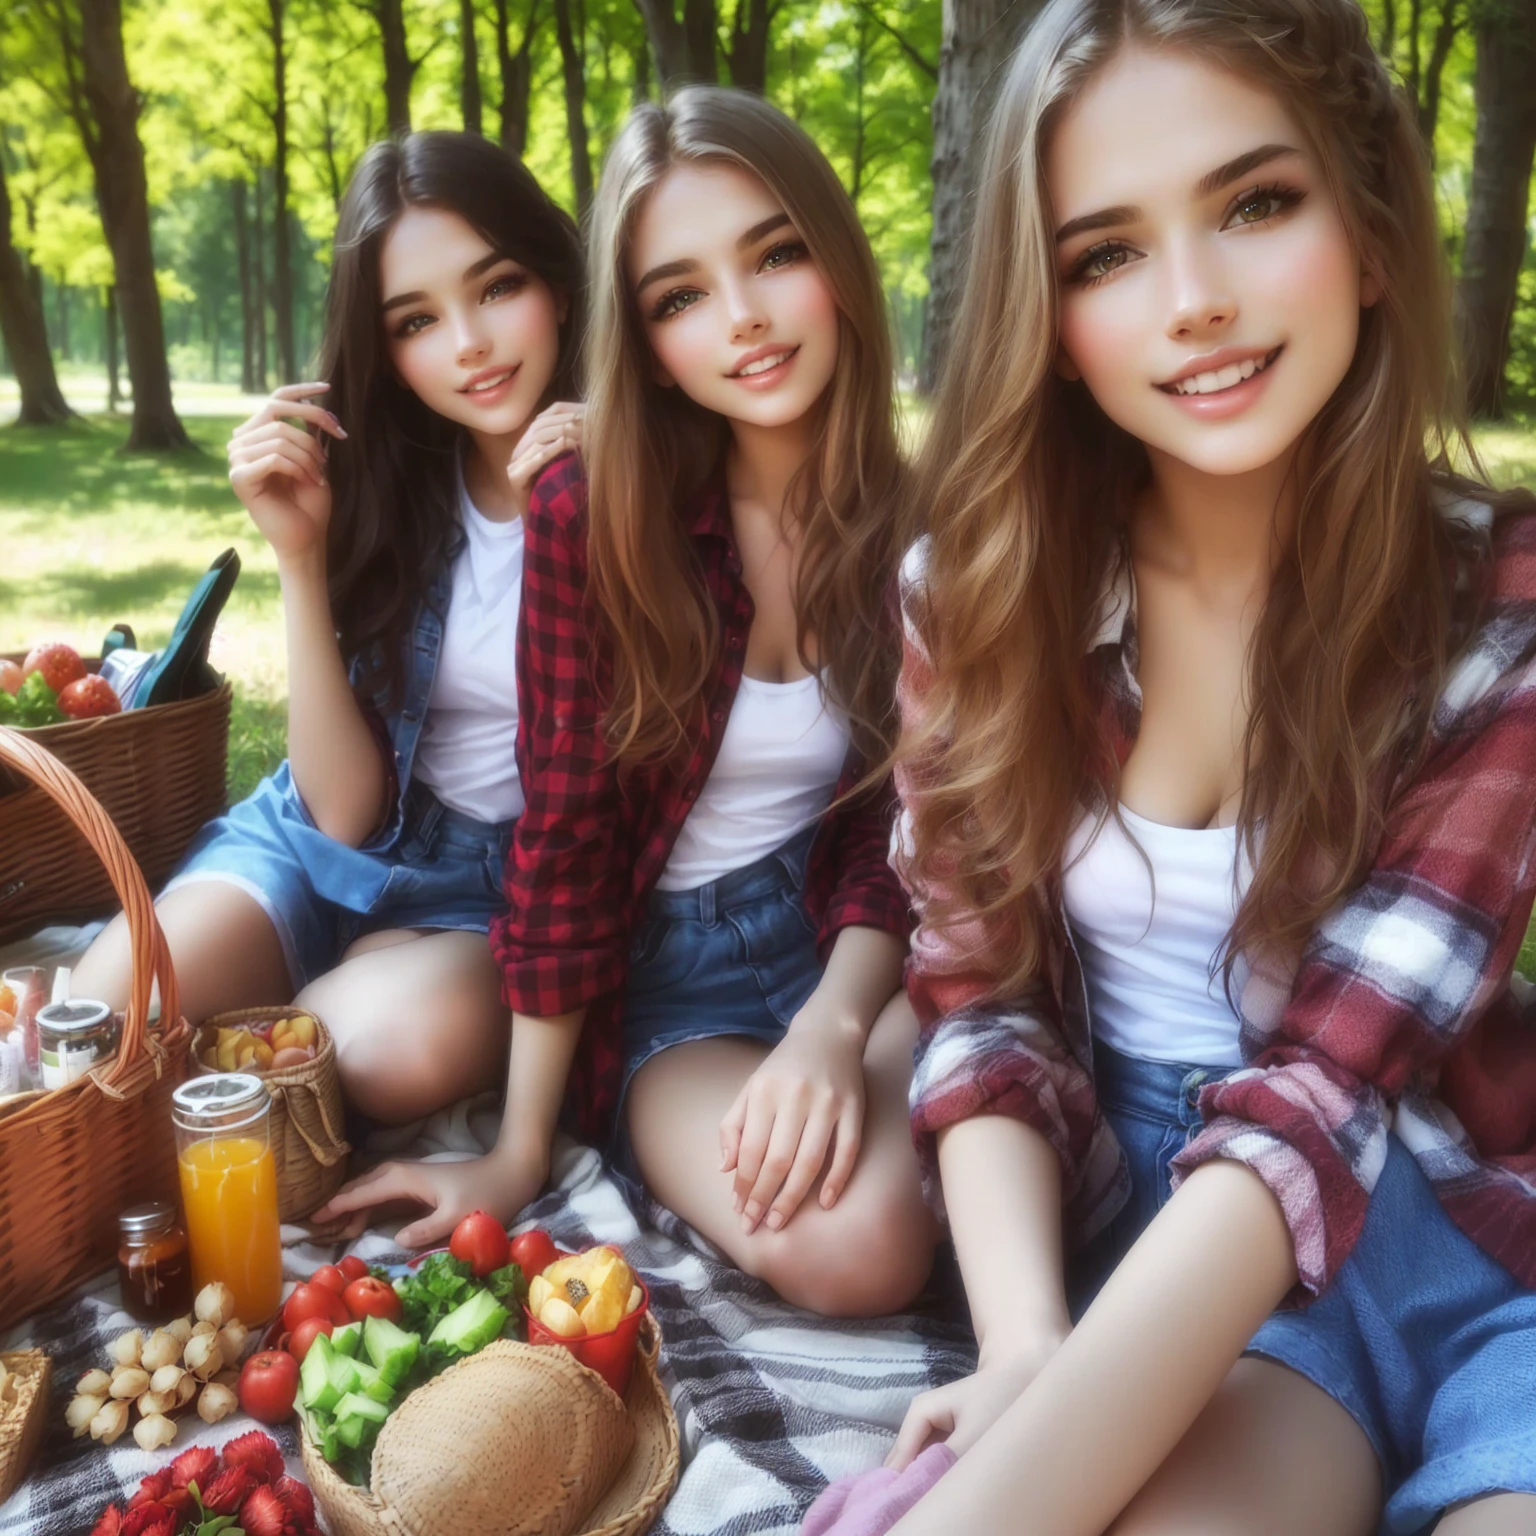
[
  {"xmin": 894, "ymin": 540, "xmax": 1122, "ymax": 1227},
  {"xmin": 816, "ymin": 763, "xmax": 911, "ymax": 958},
  {"xmin": 490, "ymin": 455, "xmax": 635, "ymax": 1016},
  {"xmin": 1172, "ymin": 505, "xmax": 1536, "ymax": 1297}
]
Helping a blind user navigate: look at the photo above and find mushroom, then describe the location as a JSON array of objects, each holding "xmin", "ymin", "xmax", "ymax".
[
  {"xmin": 66, "ymin": 1394, "xmax": 105, "ymax": 1437},
  {"xmin": 107, "ymin": 1329, "xmax": 143, "ymax": 1368},
  {"xmin": 196, "ymin": 1382, "xmax": 238, "ymax": 1424},
  {"xmin": 141, "ymin": 1329, "xmax": 182, "ymax": 1373},
  {"xmin": 109, "ymin": 1366, "xmax": 150, "ymax": 1400},
  {"xmin": 194, "ymin": 1281, "xmax": 235, "ymax": 1329},
  {"xmin": 89, "ymin": 1400, "xmax": 130, "ymax": 1445},
  {"xmin": 133, "ymin": 1414, "xmax": 178, "ymax": 1452}
]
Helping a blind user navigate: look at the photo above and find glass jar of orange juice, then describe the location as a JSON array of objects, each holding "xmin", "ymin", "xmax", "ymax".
[{"xmin": 171, "ymin": 1074, "xmax": 283, "ymax": 1323}]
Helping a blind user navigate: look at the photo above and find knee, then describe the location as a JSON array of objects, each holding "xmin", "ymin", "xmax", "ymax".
[{"xmin": 328, "ymin": 1018, "xmax": 458, "ymax": 1124}]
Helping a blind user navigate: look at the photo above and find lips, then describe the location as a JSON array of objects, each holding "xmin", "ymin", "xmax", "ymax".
[
  {"xmin": 729, "ymin": 345, "xmax": 799, "ymax": 379},
  {"xmin": 459, "ymin": 365, "xmax": 519, "ymax": 394},
  {"xmin": 1159, "ymin": 345, "xmax": 1282, "ymax": 397}
]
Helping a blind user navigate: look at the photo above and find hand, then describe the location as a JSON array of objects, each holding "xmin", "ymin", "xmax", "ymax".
[
  {"xmin": 508, "ymin": 400, "xmax": 584, "ymax": 516},
  {"xmin": 228, "ymin": 382, "xmax": 347, "ymax": 564},
  {"xmin": 884, "ymin": 1329, "xmax": 1068, "ymax": 1472},
  {"xmin": 720, "ymin": 1008, "xmax": 867, "ymax": 1234},
  {"xmin": 309, "ymin": 1145, "xmax": 549, "ymax": 1250}
]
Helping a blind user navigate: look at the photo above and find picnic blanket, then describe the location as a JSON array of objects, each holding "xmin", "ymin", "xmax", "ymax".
[{"xmin": 0, "ymin": 1098, "xmax": 977, "ymax": 1536}]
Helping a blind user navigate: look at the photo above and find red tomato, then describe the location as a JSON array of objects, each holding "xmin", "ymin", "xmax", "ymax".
[
  {"xmin": 310, "ymin": 1264, "xmax": 347, "ymax": 1294},
  {"xmin": 281, "ymin": 1282, "xmax": 338, "ymax": 1334},
  {"xmin": 287, "ymin": 1316, "xmax": 332, "ymax": 1364},
  {"xmin": 238, "ymin": 1350, "xmax": 300, "ymax": 1425},
  {"xmin": 338, "ymin": 1254, "xmax": 370, "ymax": 1283},
  {"xmin": 450, "ymin": 1210, "xmax": 511, "ymax": 1278},
  {"xmin": 326, "ymin": 1288, "xmax": 355, "ymax": 1326},
  {"xmin": 509, "ymin": 1228, "xmax": 560, "ymax": 1278},
  {"xmin": 343, "ymin": 1275, "xmax": 403, "ymax": 1323}
]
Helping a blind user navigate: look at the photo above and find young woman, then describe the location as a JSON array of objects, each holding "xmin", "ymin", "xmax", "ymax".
[
  {"xmin": 320, "ymin": 88, "xmax": 938, "ymax": 1318},
  {"xmin": 74, "ymin": 132, "xmax": 585, "ymax": 1125},
  {"xmin": 872, "ymin": 0, "xmax": 1536, "ymax": 1529}
]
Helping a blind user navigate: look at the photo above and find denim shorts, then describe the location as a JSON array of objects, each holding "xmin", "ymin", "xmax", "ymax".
[
  {"xmin": 1072, "ymin": 1039, "xmax": 1536, "ymax": 1535},
  {"xmin": 165, "ymin": 766, "xmax": 512, "ymax": 991},
  {"xmin": 610, "ymin": 823, "xmax": 823, "ymax": 1198}
]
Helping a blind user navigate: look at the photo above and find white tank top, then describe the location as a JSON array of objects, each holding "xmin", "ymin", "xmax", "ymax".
[
  {"xmin": 1061, "ymin": 805, "xmax": 1253, "ymax": 1066},
  {"xmin": 656, "ymin": 672, "xmax": 851, "ymax": 892}
]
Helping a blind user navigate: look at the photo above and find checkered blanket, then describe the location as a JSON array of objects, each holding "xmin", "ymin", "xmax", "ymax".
[{"xmin": 0, "ymin": 1117, "xmax": 975, "ymax": 1536}]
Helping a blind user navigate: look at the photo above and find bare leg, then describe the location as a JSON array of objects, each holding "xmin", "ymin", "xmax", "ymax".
[
  {"xmin": 72, "ymin": 882, "xmax": 292, "ymax": 1023},
  {"xmin": 625, "ymin": 990, "xmax": 940, "ymax": 1318},
  {"xmin": 1436, "ymin": 1495, "xmax": 1536, "ymax": 1533},
  {"xmin": 295, "ymin": 929, "xmax": 508, "ymax": 1125},
  {"xmin": 1107, "ymin": 1357, "xmax": 1380, "ymax": 1535}
]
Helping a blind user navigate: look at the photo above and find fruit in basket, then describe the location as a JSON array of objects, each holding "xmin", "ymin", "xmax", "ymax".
[
  {"xmin": 0, "ymin": 660, "xmax": 20, "ymax": 695},
  {"xmin": 449, "ymin": 1209, "xmax": 511, "ymax": 1278},
  {"xmin": 2, "ymin": 672, "xmax": 64, "ymax": 727},
  {"xmin": 57, "ymin": 674, "xmax": 121, "ymax": 719},
  {"xmin": 531, "ymin": 1246, "xmax": 643, "ymax": 1338},
  {"xmin": 238, "ymin": 1349, "xmax": 300, "ymax": 1424},
  {"xmin": 23, "ymin": 641, "xmax": 86, "ymax": 693}
]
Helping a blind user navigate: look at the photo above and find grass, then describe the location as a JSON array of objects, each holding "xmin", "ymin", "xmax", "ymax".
[{"xmin": 2, "ymin": 408, "xmax": 1534, "ymax": 974}]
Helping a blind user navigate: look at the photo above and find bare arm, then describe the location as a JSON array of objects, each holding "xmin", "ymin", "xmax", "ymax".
[{"xmin": 890, "ymin": 1159, "xmax": 1296, "ymax": 1535}]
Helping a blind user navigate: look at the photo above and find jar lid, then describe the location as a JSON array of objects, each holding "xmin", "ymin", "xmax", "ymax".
[
  {"xmin": 171, "ymin": 1072, "xmax": 269, "ymax": 1132},
  {"xmin": 36, "ymin": 999, "xmax": 113, "ymax": 1034},
  {"xmin": 119, "ymin": 1201, "xmax": 178, "ymax": 1237}
]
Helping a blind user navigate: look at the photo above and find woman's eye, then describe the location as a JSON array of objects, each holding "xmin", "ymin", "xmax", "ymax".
[
  {"xmin": 1071, "ymin": 243, "xmax": 1134, "ymax": 285},
  {"xmin": 485, "ymin": 273, "xmax": 526, "ymax": 301},
  {"xmin": 394, "ymin": 313, "xmax": 432, "ymax": 338},
  {"xmin": 1224, "ymin": 185, "xmax": 1304, "ymax": 230},
  {"xmin": 650, "ymin": 287, "xmax": 701, "ymax": 321},
  {"xmin": 761, "ymin": 240, "xmax": 805, "ymax": 271}
]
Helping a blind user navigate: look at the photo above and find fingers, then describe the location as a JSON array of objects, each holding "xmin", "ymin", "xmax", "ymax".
[
  {"xmin": 509, "ymin": 419, "xmax": 582, "ymax": 491},
  {"xmin": 232, "ymin": 383, "xmax": 346, "ymax": 443},
  {"xmin": 229, "ymin": 445, "xmax": 324, "ymax": 494},
  {"xmin": 885, "ymin": 1390, "xmax": 955, "ymax": 1472},
  {"xmin": 763, "ymin": 1099, "xmax": 836, "ymax": 1230},
  {"xmin": 311, "ymin": 1162, "xmax": 421, "ymax": 1222},
  {"xmin": 395, "ymin": 1202, "xmax": 458, "ymax": 1250},
  {"xmin": 730, "ymin": 1086, "xmax": 776, "ymax": 1217},
  {"xmin": 740, "ymin": 1095, "xmax": 810, "ymax": 1233},
  {"xmin": 229, "ymin": 423, "xmax": 327, "ymax": 484},
  {"xmin": 819, "ymin": 1100, "xmax": 864, "ymax": 1211}
]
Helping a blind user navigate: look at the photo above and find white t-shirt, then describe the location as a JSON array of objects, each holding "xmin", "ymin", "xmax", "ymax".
[
  {"xmin": 656, "ymin": 671, "xmax": 851, "ymax": 891},
  {"xmin": 411, "ymin": 468, "xmax": 526, "ymax": 826},
  {"xmin": 1061, "ymin": 804, "xmax": 1254, "ymax": 1066}
]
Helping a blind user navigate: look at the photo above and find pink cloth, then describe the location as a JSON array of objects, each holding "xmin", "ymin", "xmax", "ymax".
[{"xmin": 800, "ymin": 1444, "xmax": 958, "ymax": 1536}]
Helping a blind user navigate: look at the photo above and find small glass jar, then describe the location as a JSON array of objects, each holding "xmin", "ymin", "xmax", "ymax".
[
  {"xmin": 172, "ymin": 1073, "xmax": 283, "ymax": 1323},
  {"xmin": 117, "ymin": 1202, "xmax": 194, "ymax": 1323},
  {"xmin": 36, "ymin": 999, "xmax": 119, "ymax": 1089}
]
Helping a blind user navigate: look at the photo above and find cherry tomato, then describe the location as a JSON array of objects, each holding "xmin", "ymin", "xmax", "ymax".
[
  {"xmin": 238, "ymin": 1350, "xmax": 300, "ymax": 1425},
  {"xmin": 509, "ymin": 1228, "xmax": 560, "ymax": 1278},
  {"xmin": 338, "ymin": 1255, "xmax": 370, "ymax": 1283},
  {"xmin": 282, "ymin": 1282, "xmax": 337, "ymax": 1334},
  {"xmin": 450, "ymin": 1209, "xmax": 511, "ymax": 1278},
  {"xmin": 343, "ymin": 1275, "xmax": 403, "ymax": 1323},
  {"xmin": 287, "ymin": 1316, "xmax": 333, "ymax": 1364},
  {"xmin": 310, "ymin": 1263, "xmax": 347, "ymax": 1294},
  {"xmin": 326, "ymin": 1288, "xmax": 355, "ymax": 1326}
]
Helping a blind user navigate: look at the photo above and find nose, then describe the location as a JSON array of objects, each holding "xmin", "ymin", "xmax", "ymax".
[
  {"xmin": 1164, "ymin": 233, "xmax": 1237, "ymax": 342},
  {"xmin": 453, "ymin": 305, "xmax": 490, "ymax": 364},
  {"xmin": 722, "ymin": 275, "xmax": 769, "ymax": 344}
]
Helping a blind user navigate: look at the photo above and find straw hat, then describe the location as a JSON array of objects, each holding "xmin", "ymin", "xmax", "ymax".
[{"xmin": 303, "ymin": 1320, "xmax": 680, "ymax": 1536}]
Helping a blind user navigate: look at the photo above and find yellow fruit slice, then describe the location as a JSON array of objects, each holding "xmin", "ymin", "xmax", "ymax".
[
  {"xmin": 216, "ymin": 1038, "xmax": 240, "ymax": 1073},
  {"xmin": 289, "ymin": 1015, "xmax": 317, "ymax": 1048},
  {"xmin": 542, "ymin": 1254, "xmax": 585, "ymax": 1292},
  {"xmin": 624, "ymin": 1284, "xmax": 643, "ymax": 1316},
  {"xmin": 528, "ymin": 1275, "xmax": 553, "ymax": 1314},
  {"xmin": 538, "ymin": 1297, "xmax": 586, "ymax": 1338},
  {"xmin": 251, "ymin": 1040, "xmax": 274, "ymax": 1069},
  {"xmin": 578, "ymin": 1269, "xmax": 626, "ymax": 1336}
]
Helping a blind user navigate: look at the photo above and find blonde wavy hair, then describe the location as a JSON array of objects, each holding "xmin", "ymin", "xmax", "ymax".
[
  {"xmin": 583, "ymin": 86, "xmax": 905, "ymax": 770},
  {"xmin": 900, "ymin": 0, "xmax": 1506, "ymax": 999}
]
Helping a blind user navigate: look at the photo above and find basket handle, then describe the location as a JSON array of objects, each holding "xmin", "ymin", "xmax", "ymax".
[{"xmin": 0, "ymin": 726, "xmax": 181, "ymax": 1086}]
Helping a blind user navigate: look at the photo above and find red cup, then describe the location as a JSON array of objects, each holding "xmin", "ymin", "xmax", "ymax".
[{"xmin": 525, "ymin": 1272, "xmax": 650, "ymax": 1397}]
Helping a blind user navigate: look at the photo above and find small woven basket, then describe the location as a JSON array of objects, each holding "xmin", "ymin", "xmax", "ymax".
[
  {"xmin": 302, "ymin": 1319, "xmax": 679, "ymax": 1536},
  {"xmin": 0, "ymin": 657, "xmax": 231, "ymax": 945},
  {"xmin": 192, "ymin": 1007, "xmax": 350, "ymax": 1221},
  {"xmin": 0, "ymin": 1350, "xmax": 52, "ymax": 1506},
  {"xmin": 0, "ymin": 728, "xmax": 192, "ymax": 1330}
]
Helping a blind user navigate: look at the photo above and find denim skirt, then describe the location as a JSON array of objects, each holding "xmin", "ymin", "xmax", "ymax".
[{"xmin": 1073, "ymin": 1039, "xmax": 1536, "ymax": 1535}]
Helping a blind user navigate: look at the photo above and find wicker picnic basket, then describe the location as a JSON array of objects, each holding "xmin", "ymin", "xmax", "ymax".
[
  {"xmin": 192, "ymin": 1006, "xmax": 350, "ymax": 1220},
  {"xmin": 0, "ymin": 727, "xmax": 192, "ymax": 1330},
  {"xmin": 0, "ymin": 1350, "xmax": 52, "ymax": 1506},
  {"xmin": 0, "ymin": 654, "xmax": 231, "ymax": 945},
  {"xmin": 302, "ymin": 1321, "xmax": 680, "ymax": 1536}
]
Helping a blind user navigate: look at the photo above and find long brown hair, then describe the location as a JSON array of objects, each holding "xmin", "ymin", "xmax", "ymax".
[
  {"xmin": 583, "ymin": 86, "xmax": 905, "ymax": 769},
  {"xmin": 899, "ymin": 0, "xmax": 1514, "ymax": 999}
]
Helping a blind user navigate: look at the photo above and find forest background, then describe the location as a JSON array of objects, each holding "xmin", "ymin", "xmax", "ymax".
[{"xmin": 0, "ymin": 0, "xmax": 1534, "ymax": 978}]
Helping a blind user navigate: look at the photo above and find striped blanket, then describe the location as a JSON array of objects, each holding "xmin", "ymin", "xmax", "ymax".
[{"xmin": 0, "ymin": 1114, "xmax": 975, "ymax": 1536}]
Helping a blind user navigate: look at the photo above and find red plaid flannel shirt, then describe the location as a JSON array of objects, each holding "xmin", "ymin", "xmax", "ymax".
[
  {"xmin": 898, "ymin": 495, "xmax": 1536, "ymax": 1297},
  {"xmin": 491, "ymin": 453, "xmax": 911, "ymax": 1142}
]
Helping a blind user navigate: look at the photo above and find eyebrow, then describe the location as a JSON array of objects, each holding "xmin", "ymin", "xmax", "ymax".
[
  {"xmin": 381, "ymin": 251, "xmax": 510, "ymax": 314},
  {"xmin": 634, "ymin": 212, "xmax": 794, "ymax": 294},
  {"xmin": 1053, "ymin": 143, "xmax": 1301, "ymax": 245}
]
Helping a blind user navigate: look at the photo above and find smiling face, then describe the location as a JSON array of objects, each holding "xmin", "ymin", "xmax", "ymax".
[
  {"xmin": 380, "ymin": 205, "xmax": 564, "ymax": 439},
  {"xmin": 627, "ymin": 161, "xmax": 841, "ymax": 432},
  {"xmin": 1049, "ymin": 46, "xmax": 1373, "ymax": 480}
]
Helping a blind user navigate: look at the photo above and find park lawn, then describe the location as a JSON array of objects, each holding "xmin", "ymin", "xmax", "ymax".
[{"xmin": 1, "ymin": 410, "xmax": 1534, "ymax": 974}]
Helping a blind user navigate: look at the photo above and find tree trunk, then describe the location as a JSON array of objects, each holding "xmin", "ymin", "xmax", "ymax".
[
  {"xmin": 54, "ymin": 283, "xmax": 71, "ymax": 361},
  {"xmin": 267, "ymin": 0, "xmax": 295, "ymax": 382},
  {"xmin": 376, "ymin": 0, "xmax": 415, "ymax": 134},
  {"xmin": 233, "ymin": 180, "xmax": 257, "ymax": 393},
  {"xmin": 1416, "ymin": 0, "xmax": 1462, "ymax": 152},
  {"xmin": 0, "ymin": 150, "xmax": 72, "ymax": 424},
  {"xmin": 1456, "ymin": 0, "xmax": 1536, "ymax": 417},
  {"xmin": 725, "ymin": 0, "xmax": 769, "ymax": 90},
  {"xmin": 919, "ymin": 0, "xmax": 1037, "ymax": 393},
  {"xmin": 631, "ymin": 0, "xmax": 715, "ymax": 86},
  {"xmin": 495, "ymin": 0, "xmax": 536, "ymax": 154},
  {"xmin": 553, "ymin": 0, "xmax": 592, "ymax": 219},
  {"xmin": 461, "ymin": 0, "xmax": 484, "ymax": 133},
  {"xmin": 73, "ymin": 0, "xmax": 189, "ymax": 448},
  {"xmin": 104, "ymin": 284, "xmax": 121, "ymax": 410},
  {"xmin": 253, "ymin": 170, "xmax": 269, "ymax": 391}
]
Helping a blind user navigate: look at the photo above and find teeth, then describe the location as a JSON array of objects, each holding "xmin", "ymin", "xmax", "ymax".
[
  {"xmin": 1171, "ymin": 351, "xmax": 1272, "ymax": 396},
  {"xmin": 736, "ymin": 351, "xmax": 794, "ymax": 378},
  {"xmin": 467, "ymin": 370, "xmax": 513, "ymax": 393}
]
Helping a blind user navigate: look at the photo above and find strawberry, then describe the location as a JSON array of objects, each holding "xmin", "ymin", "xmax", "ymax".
[
  {"xmin": 57, "ymin": 674, "xmax": 120, "ymax": 719},
  {"xmin": 240, "ymin": 1485, "xmax": 291, "ymax": 1536},
  {"xmin": 220, "ymin": 1428, "xmax": 285, "ymax": 1484},
  {"xmin": 128, "ymin": 1468, "xmax": 172, "ymax": 1508},
  {"xmin": 274, "ymin": 1475, "xmax": 317, "ymax": 1528},
  {"xmin": 22, "ymin": 642, "xmax": 86, "ymax": 694},
  {"xmin": 89, "ymin": 1508, "xmax": 123, "ymax": 1536},
  {"xmin": 169, "ymin": 1443, "xmax": 217, "ymax": 1491},
  {"xmin": 120, "ymin": 1506, "xmax": 175, "ymax": 1536},
  {"xmin": 200, "ymin": 1465, "xmax": 257, "ymax": 1514}
]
